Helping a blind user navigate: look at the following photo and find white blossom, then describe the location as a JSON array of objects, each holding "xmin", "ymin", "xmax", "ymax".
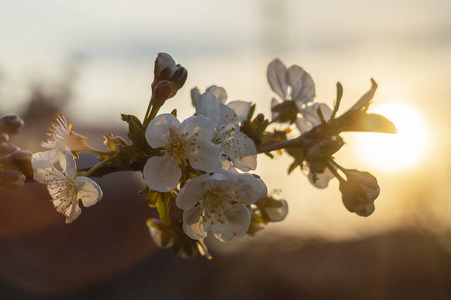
[
  {"xmin": 267, "ymin": 59, "xmax": 315, "ymax": 105},
  {"xmin": 39, "ymin": 113, "xmax": 89, "ymax": 169},
  {"xmin": 267, "ymin": 59, "xmax": 333, "ymax": 131},
  {"xmin": 196, "ymin": 92, "xmax": 257, "ymax": 172},
  {"xmin": 176, "ymin": 170, "xmax": 267, "ymax": 242},
  {"xmin": 143, "ymin": 114, "xmax": 222, "ymax": 192},
  {"xmin": 32, "ymin": 150, "xmax": 102, "ymax": 223}
]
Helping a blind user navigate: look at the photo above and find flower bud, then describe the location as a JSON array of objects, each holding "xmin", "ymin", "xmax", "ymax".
[
  {"xmin": 0, "ymin": 114, "xmax": 24, "ymax": 134},
  {"xmin": 0, "ymin": 149, "xmax": 33, "ymax": 177},
  {"xmin": 339, "ymin": 169, "xmax": 380, "ymax": 217},
  {"xmin": 154, "ymin": 53, "xmax": 178, "ymax": 82},
  {"xmin": 0, "ymin": 133, "xmax": 8, "ymax": 142},
  {"xmin": 0, "ymin": 168, "xmax": 26, "ymax": 190},
  {"xmin": 0, "ymin": 141, "xmax": 20, "ymax": 156},
  {"xmin": 264, "ymin": 198, "xmax": 289, "ymax": 222},
  {"xmin": 150, "ymin": 81, "xmax": 173, "ymax": 107},
  {"xmin": 168, "ymin": 66, "xmax": 187, "ymax": 97}
]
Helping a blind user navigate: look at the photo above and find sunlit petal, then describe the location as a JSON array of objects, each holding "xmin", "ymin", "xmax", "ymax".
[
  {"xmin": 206, "ymin": 85, "xmax": 228, "ymax": 103},
  {"xmin": 145, "ymin": 114, "xmax": 180, "ymax": 148},
  {"xmin": 267, "ymin": 59, "xmax": 288, "ymax": 100},
  {"xmin": 183, "ymin": 206, "xmax": 210, "ymax": 240},
  {"xmin": 75, "ymin": 176, "xmax": 103, "ymax": 207},
  {"xmin": 195, "ymin": 92, "xmax": 221, "ymax": 125},
  {"xmin": 143, "ymin": 156, "xmax": 181, "ymax": 192}
]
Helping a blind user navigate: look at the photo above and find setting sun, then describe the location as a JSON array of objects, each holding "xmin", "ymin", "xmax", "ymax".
[{"xmin": 354, "ymin": 103, "xmax": 429, "ymax": 171}]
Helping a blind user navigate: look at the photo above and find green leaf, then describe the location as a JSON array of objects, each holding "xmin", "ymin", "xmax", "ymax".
[
  {"xmin": 343, "ymin": 113, "xmax": 398, "ymax": 133},
  {"xmin": 121, "ymin": 114, "xmax": 146, "ymax": 150}
]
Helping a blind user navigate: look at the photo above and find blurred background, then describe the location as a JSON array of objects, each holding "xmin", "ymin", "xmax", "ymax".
[{"xmin": 1, "ymin": 0, "xmax": 451, "ymax": 298}]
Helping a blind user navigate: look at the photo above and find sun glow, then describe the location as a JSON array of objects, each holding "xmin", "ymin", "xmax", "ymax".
[{"xmin": 354, "ymin": 103, "xmax": 429, "ymax": 171}]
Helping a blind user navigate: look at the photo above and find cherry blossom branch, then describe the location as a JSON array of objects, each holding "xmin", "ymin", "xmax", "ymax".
[
  {"xmin": 78, "ymin": 163, "xmax": 143, "ymax": 178},
  {"xmin": 256, "ymin": 137, "xmax": 306, "ymax": 154}
]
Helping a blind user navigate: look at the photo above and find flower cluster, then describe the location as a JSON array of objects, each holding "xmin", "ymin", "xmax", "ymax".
[
  {"xmin": 142, "ymin": 88, "xmax": 267, "ymax": 246},
  {"xmin": 1, "ymin": 52, "xmax": 398, "ymax": 259}
]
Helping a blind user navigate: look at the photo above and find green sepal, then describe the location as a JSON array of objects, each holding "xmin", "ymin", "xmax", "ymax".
[
  {"xmin": 247, "ymin": 104, "xmax": 256, "ymax": 121},
  {"xmin": 287, "ymin": 160, "xmax": 301, "ymax": 175},
  {"xmin": 247, "ymin": 213, "xmax": 265, "ymax": 236},
  {"xmin": 147, "ymin": 189, "xmax": 161, "ymax": 206},
  {"xmin": 156, "ymin": 193, "xmax": 170, "ymax": 225},
  {"xmin": 264, "ymin": 152, "xmax": 274, "ymax": 159},
  {"xmin": 286, "ymin": 145, "xmax": 306, "ymax": 174},
  {"xmin": 146, "ymin": 218, "xmax": 174, "ymax": 248}
]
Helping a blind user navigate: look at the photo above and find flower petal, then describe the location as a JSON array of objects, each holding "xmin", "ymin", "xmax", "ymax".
[
  {"xmin": 63, "ymin": 149, "xmax": 77, "ymax": 179},
  {"xmin": 195, "ymin": 92, "xmax": 221, "ymax": 125},
  {"xmin": 211, "ymin": 204, "xmax": 251, "ymax": 241},
  {"xmin": 74, "ymin": 176, "xmax": 103, "ymax": 207},
  {"xmin": 143, "ymin": 156, "xmax": 181, "ymax": 192},
  {"xmin": 267, "ymin": 59, "xmax": 288, "ymax": 100},
  {"xmin": 191, "ymin": 87, "xmax": 201, "ymax": 107},
  {"xmin": 288, "ymin": 65, "xmax": 315, "ymax": 104},
  {"xmin": 176, "ymin": 174, "xmax": 209, "ymax": 210},
  {"xmin": 218, "ymin": 103, "xmax": 240, "ymax": 129},
  {"xmin": 308, "ymin": 166, "xmax": 335, "ymax": 189},
  {"xmin": 206, "ymin": 85, "xmax": 228, "ymax": 103},
  {"xmin": 226, "ymin": 100, "xmax": 251, "ymax": 122},
  {"xmin": 183, "ymin": 206, "xmax": 210, "ymax": 240},
  {"xmin": 32, "ymin": 149, "xmax": 58, "ymax": 168},
  {"xmin": 295, "ymin": 103, "xmax": 333, "ymax": 133},
  {"xmin": 222, "ymin": 132, "xmax": 257, "ymax": 172},
  {"xmin": 180, "ymin": 115, "xmax": 215, "ymax": 142},
  {"xmin": 145, "ymin": 114, "xmax": 181, "ymax": 148},
  {"xmin": 221, "ymin": 156, "xmax": 238, "ymax": 173},
  {"xmin": 234, "ymin": 174, "xmax": 267, "ymax": 205},
  {"xmin": 64, "ymin": 203, "xmax": 82, "ymax": 224},
  {"xmin": 271, "ymin": 98, "xmax": 280, "ymax": 121},
  {"xmin": 205, "ymin": 169, "xmax": 237, "ymax": 190},
  {"xmin": 188, "ymin": 141, "xmax": 222, "ymax": 173}
]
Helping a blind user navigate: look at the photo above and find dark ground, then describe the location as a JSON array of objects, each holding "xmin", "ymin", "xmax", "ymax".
[{"xmin": 1, "ymin": 230, "xmax": 451, "ymax": 300}]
